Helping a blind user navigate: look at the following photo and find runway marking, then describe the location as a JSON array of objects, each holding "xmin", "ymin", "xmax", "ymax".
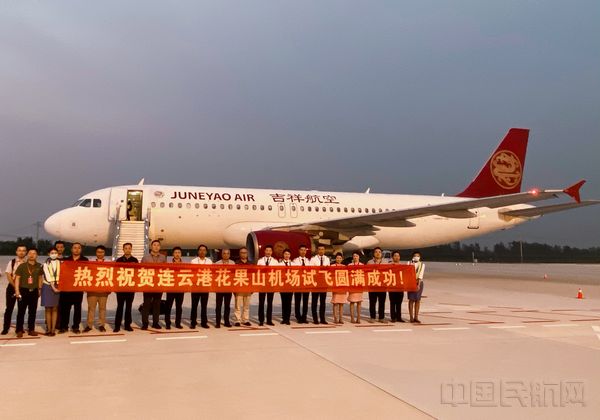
[
  {"xmin": 412, "ymin": 322, "xmax": 452, "ymax": 326},
  {"xmin": 522, "ymin": 320, "xmax": 559, "ymax": 323},
  {"xmin": 228, "ymin": 327, "xmax": 269, "ymax": 331},
  {"xmin": 150, "ymin": 330, "xmax": 200, "ymax": 335},
  {"xmin": 291, "ymin": 325, "xmax": 337, "ymax": 330},
  {"xmin": 354, "ymin": 324, "xmax": 395, "ymax": 328},
  {"xmin": 438, "ymin": 302, "xmax": 471, "ymax": 307},
  {"xmin": 571, "ymin": 318, "xmax": 600, "ymax": 322},
  {"xmin": 489, "ymin": 305, "xmax": 523, "ymax": 310},
  {"xmin": 422, "ymin": 313, "xmax": 504, "ymax": 324},
  {"xmin": 542, "ymin": 324, "xmax": 579, "ymax": 328},
  {"xmin": 0, "ymin": 342, "xmax": 37, "ymax": 347},
  {"xmin": 239, "ymin": 332, "xmax": 279, "ymax": 337},
  {"xmin": 0, "ymin": 336, "xmax": 40, "ymax": 341},
  {"xmin": 70, "ymin": 339, "xmax": 127, "ymax": 345},
  {"xmin": 592, "ymin": 326, "xmax": 600, "ymax": 341},
  {"xmin": 432, "ymin": 327, "xmax": 470, "ymax": 331},
  {"xmin": 488, "ymin": 325, "xmax": 526, "ymax": 329},
  {"xmin": 155, "ymin": 335, "xmax": 207, "ymax": 341},
  {"xmin": 372, "ymin": 329, "xmax": 413, "ymax": 333},
  {"xmin": 69, "ymin": 333, "xmax": 125, "ymax": 338},
  {"xmin": 472, "ymin": 312, "xmax": 559, "ymax": 322},
  {"xmin": 305, "ymin": 330, "xmax": 351, "ymax": 335}
]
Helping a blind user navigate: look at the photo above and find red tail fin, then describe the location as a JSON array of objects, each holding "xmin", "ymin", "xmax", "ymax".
[{"xmin": 457, "ymin": 128, "xmax": 529, "ymax": 198}]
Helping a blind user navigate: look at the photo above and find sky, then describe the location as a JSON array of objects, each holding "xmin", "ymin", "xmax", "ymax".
[{"xmin": 0, "ymin": 0, "xmax": 598, "ymax": 247}]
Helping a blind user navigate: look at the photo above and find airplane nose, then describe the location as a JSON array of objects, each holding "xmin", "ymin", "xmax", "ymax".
[{"xmin": 44, "ymin": 212, "xmax": 62, "ymax": 238}]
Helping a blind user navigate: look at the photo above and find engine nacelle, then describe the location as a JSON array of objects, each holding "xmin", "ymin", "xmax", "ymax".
[{"xmin": 247, "ymin": 231, "xmax": 314, "ymax": 261}]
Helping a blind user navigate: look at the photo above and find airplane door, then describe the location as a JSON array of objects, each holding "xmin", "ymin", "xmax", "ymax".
[
  {"xmin": 289, "ymin": 203, "xmax": 298, "ymax": 218},
  {"xmin": 468, "ymin": 210, "xmax": 480, "ymax": 229},
  {"xmin": 108, "ymin": 187, "xmax": 127, "ymax": 221},
  {"xmin": 277, "ymin": 203, "xmax": 286, "ymax": 218}
]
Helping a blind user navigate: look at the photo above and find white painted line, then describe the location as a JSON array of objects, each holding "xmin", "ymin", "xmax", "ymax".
[
  {"xmin": 70, "ymin": 339, "xmax": 127, "ymax": 345},
  {"xmin": 542, "ymin": 324, "xmax": 579, "ymax": 328},
  {"xmin": 1, "ymin": 342, "xmax": 37, "ymax": 347},
  {"xmin": 372, "ymin": 329, "xmax": 413, "ymax": 333},
  {"xmin": 432, "ymin": 327, "xmax": 470, "ymax": 331},
  {"xmin": 155, "ymin": 335, "xmax": 207, "ymax": 341},
  {"xmin": 488, "ymin": 325, "xmax": 526, "ymax": 329},
  {"xmin": 305, "ymin": 330, "xmax": 351, "ymax": 335},
  {"xmin": 239, "ymin": 332, "xmax": 279, "ymax": 337}
]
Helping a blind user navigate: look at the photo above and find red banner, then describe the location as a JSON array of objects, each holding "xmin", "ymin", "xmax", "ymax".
[{"xmin": 57, "ymin": 261, "xmax": 417, "ymax": 293}]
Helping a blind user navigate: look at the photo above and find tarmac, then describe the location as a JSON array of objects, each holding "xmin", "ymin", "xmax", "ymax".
[{"xmin": 1, "ymin": 258, "xmax": 599, "ymax": 419}]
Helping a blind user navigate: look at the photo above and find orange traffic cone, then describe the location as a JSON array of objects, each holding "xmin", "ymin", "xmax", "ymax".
[{"xmin": 577, "ymin": 288, "xmax": 584, "ymax": 299}]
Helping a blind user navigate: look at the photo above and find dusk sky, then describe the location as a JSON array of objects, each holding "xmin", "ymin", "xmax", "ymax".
[{"xmin": 0, "ymin": 1, "xmax": 598, "ymax": 247}]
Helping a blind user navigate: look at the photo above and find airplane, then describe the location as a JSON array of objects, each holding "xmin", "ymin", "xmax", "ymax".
[{"xmin": 43, "ymin": 128, "xmax": 599, "ymax": 260}]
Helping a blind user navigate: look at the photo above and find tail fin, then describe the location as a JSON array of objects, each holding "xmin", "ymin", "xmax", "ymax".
[{"xmin": 457, "ymin": 128, "xmax": 529, "ymax": 198}]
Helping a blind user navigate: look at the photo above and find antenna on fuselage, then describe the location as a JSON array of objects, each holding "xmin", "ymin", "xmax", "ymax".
[
  {"xmin": 365, "ymin": 187, "xmax": 371, "ymax": 194},
  {"xmin": 138, "ymin": 178, "xmax": 145, "ymax": 186}
]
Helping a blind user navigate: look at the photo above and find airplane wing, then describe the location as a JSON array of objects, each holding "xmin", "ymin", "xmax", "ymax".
[
  {"xmin": 268, "ymin": 181, "xmax": 595, "ymax": 236},
  {"xmin": 499, "ymin": 200, "xmax": 600, "ymax": 218}
]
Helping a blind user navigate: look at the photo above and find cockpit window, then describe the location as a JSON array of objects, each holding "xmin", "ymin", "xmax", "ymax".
[
  {"xmin": 79, "ymin": 199, "xmax": 91, "ymax": 207},
  {"xmin": 93, "ymin": 199, "xmax": 102, "ymax": 208},
  {"xmin": 72, "ymin": 199, "xmax": 84, "ymax": 207}
]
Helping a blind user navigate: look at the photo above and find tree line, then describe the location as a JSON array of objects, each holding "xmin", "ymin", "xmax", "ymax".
[{"xmin": 1, "ymin": 237, "xmax": 598, "ymax": 263}]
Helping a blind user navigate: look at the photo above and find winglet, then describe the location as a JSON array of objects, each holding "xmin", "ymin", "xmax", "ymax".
[{"xmin": 563, "ymin": 180, "xmax": 586, "ymax": 203}]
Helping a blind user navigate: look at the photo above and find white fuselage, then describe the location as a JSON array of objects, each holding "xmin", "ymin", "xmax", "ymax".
[{"xmin": 44, "ymin": 184, "xmax": 533, "ymax": 250}]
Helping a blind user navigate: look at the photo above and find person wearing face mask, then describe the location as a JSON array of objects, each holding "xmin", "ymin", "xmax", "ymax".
[
  {"xmin": 407, "ymin": 251, "xmax": 425, "ymax": 323},
  {"xmin": 41, "ymin": 248, "xmax": 61, "ymax": 336}
]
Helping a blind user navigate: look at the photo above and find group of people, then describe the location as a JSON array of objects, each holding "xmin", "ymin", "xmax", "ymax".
[{"xmin": 2, "ymin": 240, "xmax": 425, "ymax": 337}]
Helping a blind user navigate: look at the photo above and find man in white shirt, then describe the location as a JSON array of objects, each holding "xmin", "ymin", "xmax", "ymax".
[
  {"xmin": 2, "ymin": 244, "xmax": 27, "ymax": 335},
  {"xmin": 279, "ymin": 249, "xmax": 294, "ymax": 325},
  {"xmin": 309, "ymin": 245, "xmax": 330, "ymax": 325},
  {"xmin": 292, "ymin": 245, "xmax": 310, "ymax": 324},
  {"xmin": 214, "ymin": 249, "xmax": 235, "ymax": 328},
  {"xmin": 367, "ymin": 247, "xmax": 389, "ymax": 323},
  {"xmin": 190, "ymin": 244, "xmax": 212, "ymax": 329},
  {"xmin": 256, "ymin": 245, "xmax": 279, "ymax": 326}
]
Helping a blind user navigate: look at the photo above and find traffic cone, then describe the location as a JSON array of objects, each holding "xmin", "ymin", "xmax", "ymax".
[{"xmin": 577, "ymin": 288, "xmax": 584, "ymax": 299}]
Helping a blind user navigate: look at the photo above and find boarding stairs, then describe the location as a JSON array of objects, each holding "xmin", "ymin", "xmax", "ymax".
[{"xmin": 112, "ymin": 219, "xmax": 149, "ymax": 261}]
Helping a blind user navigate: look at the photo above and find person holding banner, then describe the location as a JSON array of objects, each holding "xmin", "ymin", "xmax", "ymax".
[
  {"xmin": 59, "ymin": 243, "xmax": 88, "ymax": 334},
  {"xmin": 233, "ymin": 247, "xmax": 253, "ymax": 327},
  {"xmin": 257, "ymin": 245, "xmax": 279, "ymax": 326},
  {"xmin": 279, "ymin": 249, "xmax": 294, "ymax": 325},
  {"xmin": 407, "ymin": 251, "xmax": 425, "ymax": 323},
  {"xmin": 84, "ymin": 245, "xmax": 110, "ymax": 333},
  {"xmin": 41, "ymin": 247, "xmax": 61, "ymax": 336},
  {"xmin": 310, "ymin": 245, "xmax": 330, "ymax": 325},
  {"xmin": 331, "ymin": 252, "xmax": 347, "ymax": 324},
  {"xmin": 214, "ymin": 249, "xmax": 234, "ymax": 328},
  {"xmin": 114, "ymin": 242, "xmax": 138, "ymax": 332},
  {"xmin": 165, "ymin": 247, "xmax": 185, "ymax": 329},
  {"xmin": 141, "ymin": 240, "xmax": 167, "ymax": 330},
  {"xmin": 367, "ymin": 247, "xmax": 388, "ymax": 323},
  {"xmin": 389, "ymin": 251, "xmax": 405, "ymax": 323},
  {"xmin": 347, "ymin": 251, "xmax": 364, "ymax": 324},
  {"xmin": 190, "ymin": 244, "xmax": 212, "ymax": 329},
  {"xmin": 292, "ymin": 245, "xmax": 310, "ymax": 324}
]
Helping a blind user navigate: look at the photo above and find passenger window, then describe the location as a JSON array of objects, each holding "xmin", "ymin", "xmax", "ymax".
[
  {"xmin": 252, "ymin": 205, "xmax": 257, "ymax": 210},
  {"xmin": 160, "ymin": 202, "xmax": 165, "ymax": 208},
  {"xmin": 212, "ymin": 204, "xmax": 217, "ymax": 209},
  {"xmin": 308, "ymin": 206, "xmax": 312, "ymax": 212},
  {"xmin": 351, "ymin": 208, "xmax": 355, "ymax": 213},
  {"xmin": 228, "ymin": 204, "xmax": 233, "ymax": 210},
  {"xmin": 300, "ymin": 206, "xmax": 304, "ymax": 211},
  {"xmin": 365, "ymin": 208, "xmax": 369, "ymax": 213},
  {"xmin": 178, "ymin": 203, "xmax": 183, "ymax": 208},
  {"xmin": 186, "ymin": 203, "xmax": 191, "ymax": 209},
  {"xmin": 151, "ymin": 202, "xmax": 156, "ymax": 208},
  {"xmin": 379, "ymin": 208, "xmax": 382, "ymax": 213},
  {"xmin": 245, "ymin": 204, "xmax": 249, "ymax": 210},
  {"xmin": 315, "ymin": 207, "xmax": 319, "ymax": 212},
  {"xmin": 220, "ymin": 204, "xmax": 225, "ymax": 210},
  {"xmin": 268, "ymin": 205, "xmax": 273, "ymax": 211},
  {"xmin": 336, "ymin": 207, "xmax": 341, "ymax": 212},
  {"xmin": 195, "ymin": 203, "xmax": 200, "ymax": 209},
  {"xmin": 322, "ymin": 207, "xmax": 326, "ymax": 212},
  {"xmin": 236, "ymin": 204, "xmax": 241, "ymax": 210},
  {"xmin": 79, "ymin": 199, "xmax": 91, "ymax": 207},
  {"xmin": 260, "ymin": 205, "xmax": 265, "ymax": 211},
  {"xmin": 169, "ymin": 203, "xmax": 174, "ymax": 208},
  {"xmin": 204, "ymin": 204, "xmax": 208, "ymax": 209},
  {"xmin": 344, "ymin": 207, "xmax": 348, "ymax": 213},
  {"xmin": 93, "ymin": 199, "xmax": 102, "ymax": 208}
]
